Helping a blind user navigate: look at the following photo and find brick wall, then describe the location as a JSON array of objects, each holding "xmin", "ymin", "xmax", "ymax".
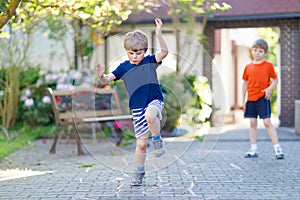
[{"xmin": 278, "ymin": 18, "xmax": 300, "ymax": 126}]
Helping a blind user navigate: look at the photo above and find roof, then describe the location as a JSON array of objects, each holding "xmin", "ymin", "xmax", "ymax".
[
  {"xmin": 126, "ymin": 0, "xmax": 300, "ymax": 23},
  {"xmin": 213, "ymin": 0, "xmax": 300, "ymax": 20}
]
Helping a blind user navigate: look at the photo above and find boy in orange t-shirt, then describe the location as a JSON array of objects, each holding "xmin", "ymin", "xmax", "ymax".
[{"xmin": 242, "ymin": 39, "xmax": 284, "ymax": 159}]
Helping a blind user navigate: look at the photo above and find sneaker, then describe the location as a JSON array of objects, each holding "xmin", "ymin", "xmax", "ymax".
[
  {"xmin": 131, "ymin": 171, "xmax": 145, "ymax": 186},
  {"xmin": 275, "ymin": 147, "xmax": 285, "ymax": 159},
  {"xmin": 152, "ymin": 138, "xmax": 165, "ymax": 157},
  {"xmin": 244, "ymin": 148, "xmax": 258, "ymax": 158}
]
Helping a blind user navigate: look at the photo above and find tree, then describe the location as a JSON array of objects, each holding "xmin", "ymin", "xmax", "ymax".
[
  {"xmin": 0, "ymin": 0, "xmax": 158, "ymax": 130},
  {"xmin": 0, "ymin": 0, "xmax": 22, "ymax": 31},
  {"xmin": 168, "ymin": 0, "xmax": 231, "ymax": 41},
  {"xmin": 12, "ymin": 0, "xmax": 157, "ymax": 68}
]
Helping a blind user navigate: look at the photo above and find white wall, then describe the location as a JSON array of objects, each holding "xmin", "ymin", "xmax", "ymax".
[
  {"xmin": 28, "ymin": 29, "xmax": 74, "ymax": 72},
  {"xmin": 90, "ymin": 23, "xmax": 204, "ymax": 79},
  {"xmin": 213, "ymin": 29, "xmax": 234, "ymax": 114},
  {"xmin": 236, "ymin": 45, "xmax": 252, "ymax": 106}
]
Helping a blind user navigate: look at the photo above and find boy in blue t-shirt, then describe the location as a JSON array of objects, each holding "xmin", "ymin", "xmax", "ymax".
[{"xmin": 96, "ymin": 18, "xmax": 168, "ymax": 186}]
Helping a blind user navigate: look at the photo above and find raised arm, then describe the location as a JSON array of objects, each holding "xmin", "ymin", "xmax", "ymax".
[
  {"xmin": 96, "ymin": 64, "xmax": 116, "ymax": 84},
  {"xmin": 154, "ymin": 18, "xmax": 168, "ymax": 63}
]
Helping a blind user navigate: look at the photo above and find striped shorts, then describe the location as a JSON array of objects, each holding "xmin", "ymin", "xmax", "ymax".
[{"xmin": 132, "ymin": 100, "xmax": 164, "ymax": 138}]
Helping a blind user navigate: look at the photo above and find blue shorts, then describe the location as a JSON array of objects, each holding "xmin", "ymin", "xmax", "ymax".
[
  {"xmin": 244, "ymin": 96, "xmax": 271, "ymax": 119},
  {"xmin": 132, "ymin": 100, "xmax": 164, "ymax": 138}
]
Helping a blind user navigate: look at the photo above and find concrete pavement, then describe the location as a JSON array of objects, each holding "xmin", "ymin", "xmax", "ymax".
[{"xmin": 0, "ymin": 122, "xmax": 300, "ymax": 200}]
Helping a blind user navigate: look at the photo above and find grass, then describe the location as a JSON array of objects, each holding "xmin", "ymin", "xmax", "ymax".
[
  {"xmin": 0, "ymin": 124, "xmax": 55, "ymax": 160},
  {"xmin": 194, "ymin": 135, "xmax": 204, "ymax": 142},
  {"xmin": 78, "ymin": 163, "xmax": 95, "ymax": 168}
]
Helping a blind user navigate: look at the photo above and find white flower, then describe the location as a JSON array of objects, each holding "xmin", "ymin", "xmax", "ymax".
[
  {"xmin": 45, "ymin": 73, "xmax": 59, "ymax": 82},
  {"xmin": 57, "ymin": 74, "xmax": 68, "ymax": 84},
  {"xmin": 36, "ymin": 79, "xmax": 43, "ymax": 85},
  {"xmin": 56, "ymin": 84, "xmax": 74, "ymax": 90},
  {"xmin": 25, "ymin": 89, "xmax": 31, "ymax": 97},
  {"xmin": 24, "ymin": 98, "xmax": 34, "ymax": 107},
  {"xmin": 56, "ymin": 84, "xmax": 64, "ymax": 90},
  {"xmin": 42, "ymin": 96, "xmax": 51, "ymax": 104}
]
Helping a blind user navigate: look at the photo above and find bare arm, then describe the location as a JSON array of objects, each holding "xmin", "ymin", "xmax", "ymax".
[
  {"xmin": 96, "ymin": 64, "xmax": 116, "ymax": 84},
  {"xmin": 242, "ymin": 80, "xmax": 248, "ymax": 110},
  {"xmin": 262, "ymin": 77, "xmax": 278, "ymax": 100},
  {"xmin": 154, "ymin": 18, "xmax": 168, "ymax": 63}
]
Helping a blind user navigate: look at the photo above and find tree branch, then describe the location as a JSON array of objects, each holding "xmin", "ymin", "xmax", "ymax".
[{"xmin": 0, "ymin": 0, "xmax": 22, "ymax": 30}]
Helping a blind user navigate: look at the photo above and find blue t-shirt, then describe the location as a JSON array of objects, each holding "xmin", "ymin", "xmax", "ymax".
[{"xmin": 112, "ymin": 54, "xmax": 164, "ymax": 109}]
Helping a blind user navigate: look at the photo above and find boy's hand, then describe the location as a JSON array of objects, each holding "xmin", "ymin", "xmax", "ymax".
[
  {"xmin": 155, "ymin": 18, "xmax": 163, "ymax": 29},
  {"xmin": 155, "ymin": 18, "xmax": 163, "ymax": 35},
  {"xmin": 96, "ymin": 64, "xmax": 105, "ymax": 78},
  {"xmin": 262, "ymin": 87, "xmax": 272, "ymax": 100},
  {"xmin": 242, "ymin": 103, "xmax": 246, "ymax": 111}
]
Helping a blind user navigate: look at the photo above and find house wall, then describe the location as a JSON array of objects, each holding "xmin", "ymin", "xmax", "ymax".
[
  {"xmin": 236, "ymin": 45, "xmax": 252, "ymax": 106},
  {"xmin": 1, "ymin": 25, "xmax": 74, "ymax": 71},
  {"xmin": 90, "ymin": 22, "xmax": 205, "ymax": 79},
  {"xmin": 216, "ymin": 29, "xmax": 234, "ymax": 114}
]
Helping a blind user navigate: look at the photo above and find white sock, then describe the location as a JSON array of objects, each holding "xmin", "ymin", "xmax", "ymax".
[
  {"xmin": 251, "ymin": 144, "xmax": 257, "ymax": 151},
  {"xmin": 274, "ymin": 144, "xmax": 281, "ymax": 151}
]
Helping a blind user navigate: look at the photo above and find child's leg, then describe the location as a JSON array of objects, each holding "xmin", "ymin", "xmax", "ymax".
[
  {"xmin": 244, "ymin": 118, "xmax": 259, "ymax": 158},
  {"xmin": 249, "ymin": 118, "xmax": 258, "ymax": 145},
  {"xmin": 263, "ymin": 118, "xmax": 279, "ymax": 144},
  {"xmin": 145, "ymin": 106, "xmax": 160, "ymax": 136},
  {"xmin": 263, "ymin": 118, "xmax": 284, "ymax": 159},
  {"xmin": 131, "ymin": 134, "xmax": 148, "ymax": 186},
  {"xmin": 135, "ymin": 134, "xmax": 149, "ymax": 169},
  {"xmin": 145, "ymin": 103, "xmax": 165, "ymax": 157}
]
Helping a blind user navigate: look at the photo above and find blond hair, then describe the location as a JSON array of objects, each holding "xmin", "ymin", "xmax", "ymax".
[{"xmin": 124, "ymin": 30, "xmax": 148, "ymax": 51}]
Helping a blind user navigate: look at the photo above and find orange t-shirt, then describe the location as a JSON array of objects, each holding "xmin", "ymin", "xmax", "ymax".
[{"xmin": 242, "ymin": 60, "xmax": 277, "ymax": 101}]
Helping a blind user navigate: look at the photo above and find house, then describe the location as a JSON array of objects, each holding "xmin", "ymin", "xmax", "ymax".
[{"xmin": 104, "ymin": 0, "xmax": 299, "ymax": 127}]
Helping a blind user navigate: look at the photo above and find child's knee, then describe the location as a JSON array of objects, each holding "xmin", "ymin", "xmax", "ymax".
[
  {"xmin": 145, "ymin": 107, "xmax": 158, "ymax": 124},
  {"xmin": 136, "ymin": 138, "xmax": 148, "ymax": 151},
  {"xmin": 250, "ymin": 118, "xmax": 257, "ymax": 128},
  {"xmin": 263, "ymin": 119, "xmax": 272, "ymax": 128},
  {"xmin": 145, "ymin": 114, "xmax": 154, "ymax": 124}
]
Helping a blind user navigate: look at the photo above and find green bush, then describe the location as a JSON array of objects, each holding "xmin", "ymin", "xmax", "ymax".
[
  {"xmin": 160, "ymin": 72, "xmax": 212, "ymax": 132},
  {"xmin": 185, "ymin": 75, "xmax": 212, "ymax": 128},
  {"xmin": 15, "ymin": 65, "xmax": 55, "ymax": 127},
  {"xmin": 160, "ymin": 73, "xmax": 193, "ymax": 131},
  {"xmin": 21, "ymin": 98, "xmax": 53, "ymax": 126}
]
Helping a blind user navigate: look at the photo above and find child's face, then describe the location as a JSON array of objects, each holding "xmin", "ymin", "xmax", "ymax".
[
  {"xmin": 127, "ymin": 49, "xmax": 146, "ymax": 65},
  {"xmin": 251, "ymin": 47, "xmax": 267, "ymax": 62}
]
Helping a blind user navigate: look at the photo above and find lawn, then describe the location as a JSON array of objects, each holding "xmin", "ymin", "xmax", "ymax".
[{"xmin": 0, "ymin": 124, "xmax": 55, "ymax": 160}]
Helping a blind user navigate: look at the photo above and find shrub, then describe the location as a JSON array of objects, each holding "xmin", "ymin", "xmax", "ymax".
[
  {"xmin": 160, "ymin": 72, "xmax": 193, "ymax": 132},
  {"xmin": 185, "ymin": 75, "xmax": 212, "ymax": 128},
  {"xmin": 19, "ymin": 86, "xmax": 54, "ymax": 126},
  {"xmin": 160, "ymin": 72, "xmax": 212, "ymax": 132}
]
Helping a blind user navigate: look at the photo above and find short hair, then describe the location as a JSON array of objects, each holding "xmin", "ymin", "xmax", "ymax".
[
  {"xmin": 252, "ymin": 39, "xmax": 269, "ymax": 52},
  {"xmin": 124, "ymin": 30, "xmax": 148, "ymax": 51}
]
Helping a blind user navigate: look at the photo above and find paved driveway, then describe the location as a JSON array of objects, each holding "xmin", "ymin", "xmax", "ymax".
[{"xmin": 0, "ymin": 124, "xmax": 299, "ymax": 200}]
